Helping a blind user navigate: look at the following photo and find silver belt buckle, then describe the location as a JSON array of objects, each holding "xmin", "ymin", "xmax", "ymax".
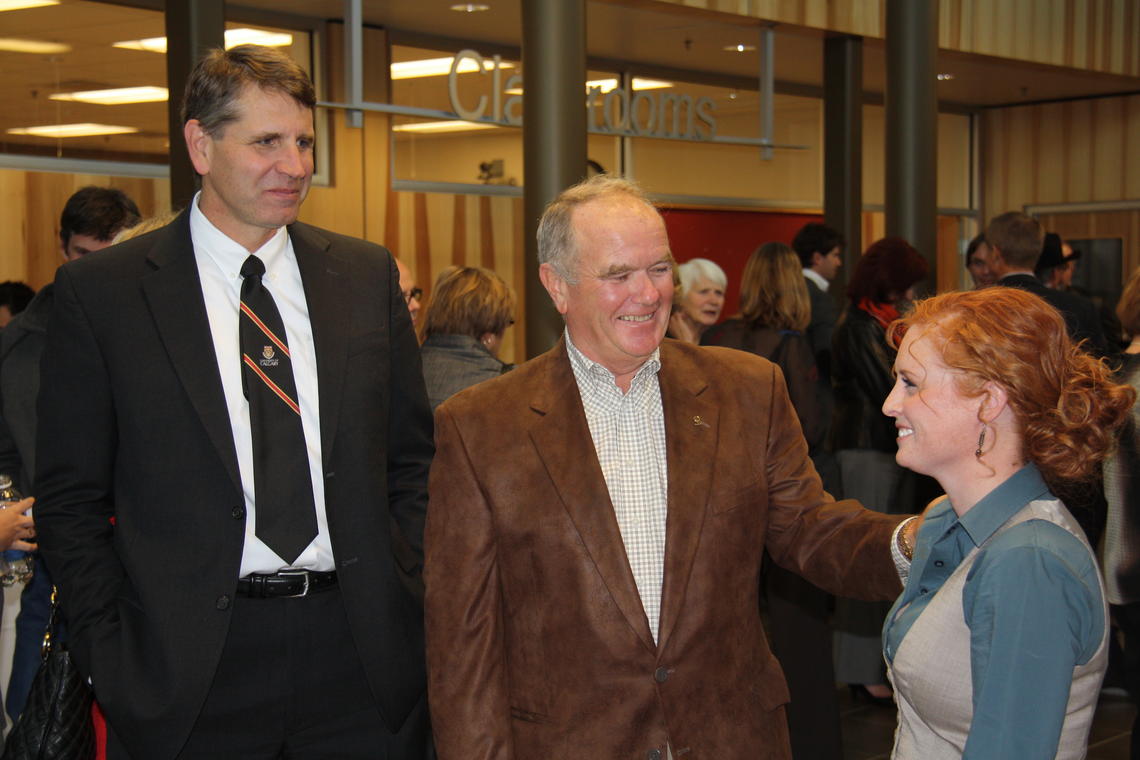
[{"xmin": 279, "ymin": 569, "xmax": 310, "ymax": 597}]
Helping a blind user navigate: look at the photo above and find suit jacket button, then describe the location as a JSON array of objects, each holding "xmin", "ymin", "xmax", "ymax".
[
  {"xmin": 647, "ymin": 750, "xmax": 662, "ymax": 760},
  {"xmin": 654, "ymin": 666, "xmax": 669, "ymax": 683},
  {"xmin": 216, "ymin": 595, "xmax": 231, "ymax": 610},
  {"xmin": 231, "ymin": 505, "xmax": 245, "ymax": 519}
]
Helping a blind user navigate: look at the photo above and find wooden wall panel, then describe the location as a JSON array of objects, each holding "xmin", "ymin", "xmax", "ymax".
[
  {"xmin": 654, "ymin": 0, "xmax": 1140, "ymax": 76},
  {"xmin": 0, "ymin": 169, "xmax": 166, "ymax": 290},
  {"xmin": 981, "ymin": 93, "xmax": 1140, "ymax": 220}
]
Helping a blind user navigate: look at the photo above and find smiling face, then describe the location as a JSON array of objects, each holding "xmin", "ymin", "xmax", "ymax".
[
  {"xmin": 184, "ymin": 85, "xmax": 314, "ymax": 252},
  {"xmin": 881, "ymin": 323, "xmax": 987, "ymax": 486},
  {"xmin": 540, "ymin": 196, "xmax": 673, "ymax": 388},
  {"xmin": 681, "ymin": 277, "xmax": 725, "ymax": 329}
]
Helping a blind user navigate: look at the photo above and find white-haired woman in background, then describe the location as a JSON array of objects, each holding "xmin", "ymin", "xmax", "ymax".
[{"xmin": 668, "ymin": 257, "xmax": 726, "ymax": 344}]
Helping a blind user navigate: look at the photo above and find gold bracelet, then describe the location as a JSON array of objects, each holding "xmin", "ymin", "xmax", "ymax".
[{"xmin": 897, "ymin": 519, "xmax": 915, "ymax": 561}]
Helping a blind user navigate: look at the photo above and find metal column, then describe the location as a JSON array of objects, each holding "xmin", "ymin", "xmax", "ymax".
[
  {"xmin": 165, "ymin": 0, "xmax": 226, "ymax": 212},
  {"xmin": 823, "ymin": 34, "xmax": 863, "ymax": 293},
  {"xmin": 521, "ymin": 0, "xmax": 587, "ymax": 357},
  {"xmin": 885, "ymin": 0, "xmax": 938, "ymax": 293}
]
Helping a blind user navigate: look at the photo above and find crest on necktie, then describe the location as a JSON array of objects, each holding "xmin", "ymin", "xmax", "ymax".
[{"xmin": 260, "ymin": 345, "xmax": 280, "ymax": 367}]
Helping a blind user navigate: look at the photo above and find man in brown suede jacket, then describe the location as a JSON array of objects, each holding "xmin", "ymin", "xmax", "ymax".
[{"xmin": 425, "ymin": 176, "xmax": 909, "ymax": 760}]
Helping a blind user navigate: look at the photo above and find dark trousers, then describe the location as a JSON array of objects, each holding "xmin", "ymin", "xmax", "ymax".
[
  {"xmin": 107, "ymin": 586, "xmax": 427, "ymax": 760},
  {"xmin": 1113, "ymin": 602, "xmax": 1140, "ymax": 760}
]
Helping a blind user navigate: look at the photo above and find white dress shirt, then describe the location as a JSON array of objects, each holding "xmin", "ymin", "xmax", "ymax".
[
  {"xmin": 189, "ymin": 194, "xmax": 333, "ymax": 575},
  {"xmin": 803, "ymin": 267, "xmax": 830, "ymax": 292},
  {"xmin": 566, "ymin": 331, "xmax": 668, "ymax": 643}
]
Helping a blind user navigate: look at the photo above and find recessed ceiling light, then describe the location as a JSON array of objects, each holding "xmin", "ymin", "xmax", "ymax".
[
  {"xmin": 7, "ymin": 123, "xmax": 139, "ymax": 137},
  {"xmin": 0, "ymin": 0, "xmax": 58, "ymax": 10},
  {"xmin": 0, "ymin": 37, "xmax": 70, "ymax": 54},
  {"xmin": 50, "ymin": 86, "xmax": 168, "ymax": 105},
  {"xmin": 585, "ymin": 77, "xmax": 673, "ymax": 94},
  {"xmin": 936, "ymin": 73, "xmax": 954, "ymax": 81},
  {"xmin": 393, "ymin": 120, "xmax": 501, "ymax": 134},
  {"xmin": 449, "ymin": 3, "xmax": 489, "ymax": 11},
  {"xmin": 723, "ymin": 44, "xmax": 756, "ymax": 53},
  {"xmin": 113, "ymin": 28, "xmax": 292, "ymax": 54},
  {"xmin": 390, "ymin": 56, "xmax": 514, "ymax": 79}
]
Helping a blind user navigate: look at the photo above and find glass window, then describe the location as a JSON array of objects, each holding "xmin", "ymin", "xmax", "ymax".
[{"xmin": 0, "ymin": 0, "xmax": 311, "ymax": 166}]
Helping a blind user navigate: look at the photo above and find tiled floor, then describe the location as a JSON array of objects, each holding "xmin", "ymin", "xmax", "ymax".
[{"xmin": 837, "ymin": 687, "xmax": 1137, "ymax": 759}]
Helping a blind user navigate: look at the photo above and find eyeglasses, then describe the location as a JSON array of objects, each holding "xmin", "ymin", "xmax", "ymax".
[{"xmin": 403, "ymin": 287, "xmax": 423, "ymax": 304}]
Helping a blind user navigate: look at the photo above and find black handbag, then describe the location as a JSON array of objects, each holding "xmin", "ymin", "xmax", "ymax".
[{"xmin": 2, "ymin": 586, "xmax": 95, "ymax": 760}]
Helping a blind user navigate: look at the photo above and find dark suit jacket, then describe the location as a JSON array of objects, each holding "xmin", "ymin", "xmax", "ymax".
[
  {"xmin": 805, "ymin": 277, "xmax": 837, "ymax": 381},
  {"xmin": 998, "ymin": 273, "xmax": 1108, "ymax": 355},
  {"xmin": 0, "ymin": 283, "xmax": 53, "ymax": 492},
  {"xmin": 424, "ymin": 338, "xmax": 903, "ymax": 759},
  {"xmin": 34, "ymin": 211, "xmax": 433, "ymax": 759}
]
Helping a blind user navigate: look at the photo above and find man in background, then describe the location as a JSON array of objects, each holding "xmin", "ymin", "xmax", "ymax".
[
  {"xmin": 793, "ymin": 222, "xmax": 844, "ymax": 382},
  {"xmin": 397, "ymin": 257, "xmax": 422, "ymax": 327},
  {"xmin": 0, "ymin": 186, "xmax": 140, "ymax": 723}
]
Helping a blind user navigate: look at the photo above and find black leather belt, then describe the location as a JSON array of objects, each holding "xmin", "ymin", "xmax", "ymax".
[{"xmin": 236, "ymin": 569, "xmax": 337, "ymax": 598}]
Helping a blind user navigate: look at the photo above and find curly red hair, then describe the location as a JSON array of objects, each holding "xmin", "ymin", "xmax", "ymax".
[{"xmin": 886, "ymin": 288, "xmax": 1134, "ymax": 482}]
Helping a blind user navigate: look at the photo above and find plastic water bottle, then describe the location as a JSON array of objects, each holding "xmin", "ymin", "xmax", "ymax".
[{"xmin": 0, "ymin": 474, "xmax": 32, "ymax": 586}]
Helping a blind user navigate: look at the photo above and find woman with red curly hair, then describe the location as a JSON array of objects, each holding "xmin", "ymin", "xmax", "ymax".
[{"xmin": 881, "ymin": 287, "xmax": 1134, "ymax": 759}]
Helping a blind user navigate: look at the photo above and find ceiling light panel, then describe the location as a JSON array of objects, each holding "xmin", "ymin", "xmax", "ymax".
[
  {"xmin": 113, "ymin": 28, "xmax": 292, "ymax": 54},
  {"xmin": 0, "ymin": 37, "xmax": 70, "ymax": 54},
  {"xmin": 0, "ymin": 0, "xmax": 58, "ymax": 10},
  {"xmin": 50, "ymin": 86, "xmax": 168, "ymax": 105},
  {"xmin": 7, "ymin": 123, "xmax": 139, "ymax": 137}
]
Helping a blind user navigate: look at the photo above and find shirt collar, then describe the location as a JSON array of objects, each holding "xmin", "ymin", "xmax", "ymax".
[
  {"xmin": 564, "ymin": 329, "xmax": 661, "ymax": 393},
  {"xmin": 929, "ymin": 463, "xmax": 1052, "ymax": 547},
  {"xmin": 189, "ymin": 190, "xmax": 290, "ymax": 278},
  {"xmin": 803, "ymin": 268, "xmax": 829, "ymax": 292}
]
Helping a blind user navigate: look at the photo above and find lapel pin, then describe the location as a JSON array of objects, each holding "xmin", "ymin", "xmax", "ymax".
[{"xmin": 692, "ymin": 415, "xmax": 709, "ymax": 428}]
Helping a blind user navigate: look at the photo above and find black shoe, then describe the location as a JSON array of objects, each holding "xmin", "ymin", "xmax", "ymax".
[{"xmin": 848, "ymin": 684, "xmax": 895, "ymax": 707}]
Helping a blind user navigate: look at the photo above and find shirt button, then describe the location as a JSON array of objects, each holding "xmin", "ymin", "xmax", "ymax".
[
  {"xmin": 231, "ymin": 505, "xmax": 245, "ymax": 519},
  {"xmin": 216, "ymin": 595, "xmax": 231, "ymax": 610},
  {"xmin": 919, "ymin": 588, "xmax": 929, "ymax": 595},
  {"xmin": 654, "ymin": 667, "xmax": 669, "ymax": 683},
  {"xmin": 934, "ymin": 560, "xmax": 944, "ymax": 567},
  {"xmin": 647, "ymin": 750, "xmax": 662, "ymax": 760}
]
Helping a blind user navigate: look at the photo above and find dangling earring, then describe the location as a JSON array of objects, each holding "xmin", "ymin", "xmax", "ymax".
[{"xmin": 975, "ymin": 425, "xmax": 987, "ymax": 459}]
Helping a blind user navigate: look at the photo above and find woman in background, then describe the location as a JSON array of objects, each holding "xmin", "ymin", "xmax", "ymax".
[
  {"xmin": 419, "ymin": 266, "xmax": 515, "ymax": 410},
  {"xmin": 701, "ymin": 242, "xmax": 841, "ymax": 760},
  {"xmin": 831, "ymin": 236, "xmax": 929, "ymax": 704},
  {"xmin": 668, "ymin": 257, "xmax": 726, "ymax": 343},
  {"xmin": 882, "ymin": 287, "xmax": 1131, "ymax": 758}
]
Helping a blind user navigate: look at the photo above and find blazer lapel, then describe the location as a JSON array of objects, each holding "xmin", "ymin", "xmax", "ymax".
[
  {"xmin": 527, "ymin": 342, "xmax": 656, "ymax": 651},
  {"xmin": 656, "ymin": 343, "xmax": 718, "ymax": 651},
  {"xmin": 289, "ymin": 223, "xmax": 348, "ymax": 462},
  {"xmin": 140, "ymin": 211, "xmax": 241, "ymax": 493}
]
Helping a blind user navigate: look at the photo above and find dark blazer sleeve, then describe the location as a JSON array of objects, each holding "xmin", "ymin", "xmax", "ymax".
[{"xmin": 33, "ymin": 266, "xmax": 124, "ymax": 674}]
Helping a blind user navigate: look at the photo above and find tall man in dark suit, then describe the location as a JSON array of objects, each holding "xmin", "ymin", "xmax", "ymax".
[
  {"xmin": 425, "ymin": 176, "xmax": 912, "ymax": 759},
  {"xmin": 35, "ymin": 45, "xmax": 433, "ymax": 759}
]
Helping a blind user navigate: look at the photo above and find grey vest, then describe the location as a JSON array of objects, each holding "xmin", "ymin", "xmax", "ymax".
[{"xmin": 887, "ymin": 499, "xmax": 1108, "ymax": 759}]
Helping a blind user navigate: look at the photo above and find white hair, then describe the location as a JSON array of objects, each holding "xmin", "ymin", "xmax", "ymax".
[{"xmin": 677, "ymin": 258, "xmax": 727, "ymax": 295}]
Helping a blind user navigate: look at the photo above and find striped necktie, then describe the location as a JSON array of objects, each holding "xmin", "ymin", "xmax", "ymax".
[{"xmin": 239, "ymin": 254, "xmax": 318, "ymax": 563}]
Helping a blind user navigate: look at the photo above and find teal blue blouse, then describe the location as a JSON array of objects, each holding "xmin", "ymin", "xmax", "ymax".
[{"xmin": 882, "ymin": 464, "xmax": 1105, "ymax": 759}]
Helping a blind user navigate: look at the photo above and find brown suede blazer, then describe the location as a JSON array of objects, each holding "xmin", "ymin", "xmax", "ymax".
[{"xmin": 425, "ymin": 338, "xmax": 904, "ymax": 760}]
